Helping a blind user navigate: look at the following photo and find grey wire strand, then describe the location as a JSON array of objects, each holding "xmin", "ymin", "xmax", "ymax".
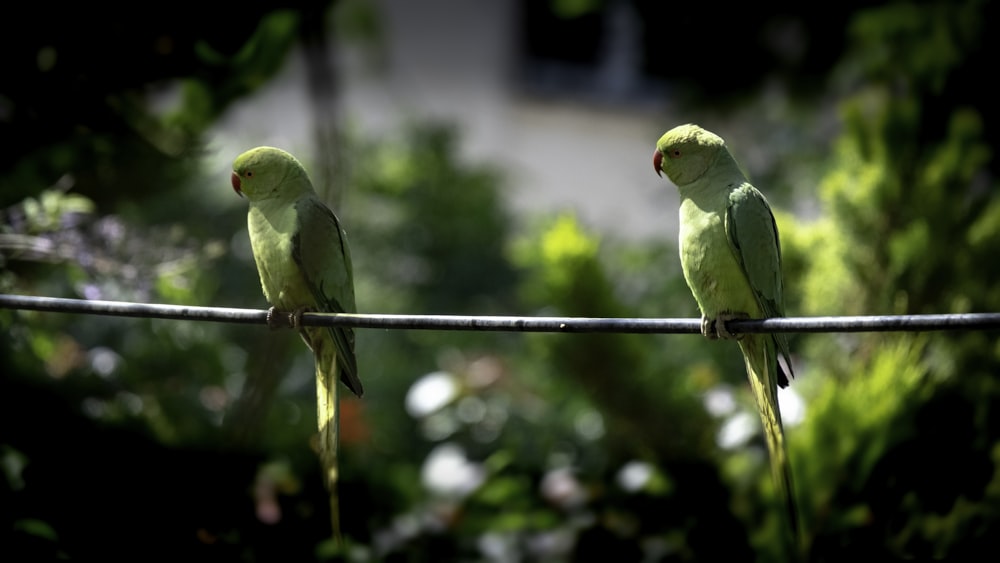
[{"xmin": 3, "ymin": 294, "xmax": 1000, "ymax": 334}]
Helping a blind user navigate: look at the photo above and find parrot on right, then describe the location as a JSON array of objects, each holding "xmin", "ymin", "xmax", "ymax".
[{"xmin": 653, "ymin": 124, "xmax": 800, "ymax": 545}]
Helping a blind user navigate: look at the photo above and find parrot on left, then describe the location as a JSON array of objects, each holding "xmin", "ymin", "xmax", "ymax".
[{"xmin": 231, "ymin": 146, "xmax": 363, "ymax": 538}]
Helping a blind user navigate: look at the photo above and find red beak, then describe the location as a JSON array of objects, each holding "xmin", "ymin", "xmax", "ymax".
[
  {"xmin": 653, "ymin": 149, "xmax": 663, "ymax": 177},
  {"xmin": 231, "ymin": 172, "xmax": 243, "ymax": 196}
]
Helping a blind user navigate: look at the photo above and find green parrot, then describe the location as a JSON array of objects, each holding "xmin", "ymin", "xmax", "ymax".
[
  {"xmin": 231, "ymin": 146, "xmax": 362, "ymax": 537},
  {"xmin": 654, "ymin": 124, "xmax": 799, "ymax": 541}
]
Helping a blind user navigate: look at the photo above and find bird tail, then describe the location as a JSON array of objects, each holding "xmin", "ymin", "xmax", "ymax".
[
  {"xmin": 315, "ymin": 339, "xmax": 343, "ymax": 541},
  {"xmin": 739, "ymin": 335, "xmax": 800, "ymax": 551}
]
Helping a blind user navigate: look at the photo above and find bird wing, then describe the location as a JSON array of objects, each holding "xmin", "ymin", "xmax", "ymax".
[
  {"xmin": 292, "ymin": 195, "xmax": 363, "ymax": 396},
  {"xmin": 726, "ymin": 183, "xmax": 794, "ymax": 385}
]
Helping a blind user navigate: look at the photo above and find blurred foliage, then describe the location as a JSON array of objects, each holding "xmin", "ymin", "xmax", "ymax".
[
  {"xmin": 774, "ymin": 0, "xmax": 1000, "ymax": 560},
  {"xmin": 347, "ymin": 124, "xmax": 518, "ymax": 316},
  {"xmin": 2, "ymin": 0, "xmax": 1000, "ymax": 562}
]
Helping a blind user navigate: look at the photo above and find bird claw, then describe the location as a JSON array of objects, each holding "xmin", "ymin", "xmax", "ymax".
[
  {"xmin": 289, "ymin": 306, "xmax": 311, "ymax": 329},
  {"xmin": 265, "ymin": 306, "xmax": 311, "ymax": 330},
  {"xmin": 702, "ymin": 312, "xmax": 749, "ymax": 341},
  {"xmin": 266, "ymin": 306, "xmax": 287, "ymax": 330},
  {"xmin": 700, "ymin": 316, "xmax": 719, "ymax": 340}
]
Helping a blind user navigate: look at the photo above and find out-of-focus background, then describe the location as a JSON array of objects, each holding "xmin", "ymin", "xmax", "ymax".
[{"xmin": 2, "ymin": 0, "xmax": 999, "ymax": 560}]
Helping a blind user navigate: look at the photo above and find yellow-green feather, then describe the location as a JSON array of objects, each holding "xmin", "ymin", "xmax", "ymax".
[
  {"xmin": 739, "ymin": 335, "xmax": 799, "ymax": 544},
  {"xmin": 310, "ymin": 329, "xmax": 342, "ymax": 537},
  {"xmin": 656, "ymin": 125, "xmax": 800, "ymax": 547},
  {"xmin": 234, "ymin": 146, "xmax": 360, "ymax": 541}
]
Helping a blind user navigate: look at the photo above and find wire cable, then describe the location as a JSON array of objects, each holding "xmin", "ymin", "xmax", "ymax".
[{"xmin": 3, "ymin": 294, "xmax": 1000, "ymax": 334}]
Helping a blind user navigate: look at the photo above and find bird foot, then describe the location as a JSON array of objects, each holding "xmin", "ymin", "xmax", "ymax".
[
  {"xmin": 265, "ymin": 306, "xmax": 312, "ymax": 330},
  {"xmin": 288, "ymin": 306, "xmax": 312, "ymax": 330},
  {"xmin": 701, "ymin": 312, "xmax": 750, "ymax": 341},
  {"xmin": 266, "ymin": 307, "xmax": 290, "ymax": 330}
]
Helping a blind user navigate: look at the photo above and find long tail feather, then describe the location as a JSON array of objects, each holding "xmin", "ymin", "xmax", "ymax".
[
  {"xmin": 316, "ymin": 341, "xmax": 342, "ymax": 541},
  {"xmin": 739, "ymin": 335, "xmax": 800, "ymax": 548}
]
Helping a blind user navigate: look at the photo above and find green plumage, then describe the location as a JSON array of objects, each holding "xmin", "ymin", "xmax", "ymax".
[
  {"xmin": 654, "ymin": 124, "xmax": 799, "ymax": 544},
  {"xmin": 232, "ymin": 146, "xmax": 361, "ymax": 539}
]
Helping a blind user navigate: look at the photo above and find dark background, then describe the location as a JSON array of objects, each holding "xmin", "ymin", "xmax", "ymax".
[{"xmin": 3, "ymin": 0, "xmax": 1000, "ymax": 561}]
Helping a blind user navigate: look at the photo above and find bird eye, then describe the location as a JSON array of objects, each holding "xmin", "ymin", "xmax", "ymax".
[
  {"xmin": 246, "ymin": 171, "xmax": 253, "ymax": 178},
  {"xmin": 672, "ymin": 149, "xmax": 682, "ymax": 158}
]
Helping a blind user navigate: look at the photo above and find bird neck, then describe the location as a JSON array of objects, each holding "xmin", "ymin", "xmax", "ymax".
[
  {"xmin": 708, "ymin": 148, "xmax": 745, "ymax": 180},
  {"xmin": 249, "ymin": 176, "xmax": 314, "ymax": 207},
  {"xmin": 677, "ymin": 149, "xmax": 745, "ymax": 200}
]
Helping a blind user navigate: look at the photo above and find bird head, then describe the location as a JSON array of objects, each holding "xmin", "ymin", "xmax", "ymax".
[
  {"xmin": 653, "ymin": 124, "xmax": 725, "ymax": 187},
  {"xmin": 231, "ymin": 146, "xmax": 308, "ymax": 201}
]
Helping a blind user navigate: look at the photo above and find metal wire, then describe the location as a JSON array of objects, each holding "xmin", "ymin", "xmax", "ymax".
[{"xmin": 3, "ymin": 294, "xmax": 1000, "ymax": 334}]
